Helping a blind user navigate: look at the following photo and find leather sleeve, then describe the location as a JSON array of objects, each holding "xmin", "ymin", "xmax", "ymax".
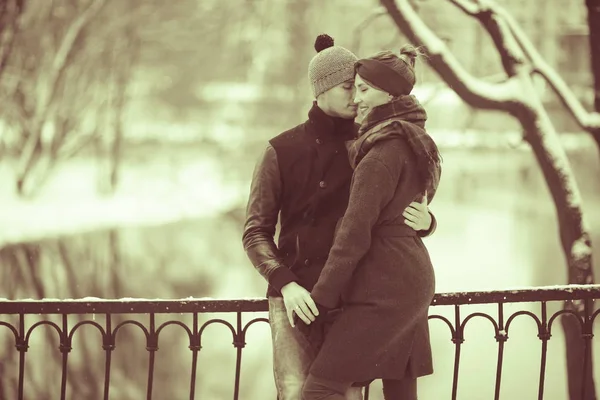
[
  {"xmin": 417, "ymin": 210, "xmax": 437, "ymax": 237},
  {"xmin": 242, "ymin": 145, "xmax": 298, "ymax": 292}
]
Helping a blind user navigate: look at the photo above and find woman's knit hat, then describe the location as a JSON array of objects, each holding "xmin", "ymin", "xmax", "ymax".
[
  {"xmin": 354, "ymin": 45, "xmax": 418, "ymax": 96},
  {"xmin": 308, "ymin": 34, "xmax": 358, "ymax": 98}
]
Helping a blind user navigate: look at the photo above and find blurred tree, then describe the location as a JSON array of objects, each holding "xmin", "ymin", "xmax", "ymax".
[
  {"xmin": 9, "ymin": 0, "xmax": 108, "ymax": 196},
  {"xmin": 0, "ymin": 0, "xmax": 213, "ymax": 196},
  {"xmin": 96, "ymin": 23, "xmax": 139, "ymax": 194},
  {"xmin": 379, "ymin": 0, "xmax": 600, "ymax": 398},
  {"xmin": 285, "ymin": 0, "xmax": 310, "ymax": 92},
  {"xmin": 0, "ymin": 0, "xmax": 25, "ymax": 82},
  {"xmin": 587, "ymin": 0, "xmax": 600, "ymax": 115}
]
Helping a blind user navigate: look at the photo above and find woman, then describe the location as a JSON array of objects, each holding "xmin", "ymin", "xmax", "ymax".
[{"xmin": 301, "ymin": 45, "xmax": 442, "ymax": 400}]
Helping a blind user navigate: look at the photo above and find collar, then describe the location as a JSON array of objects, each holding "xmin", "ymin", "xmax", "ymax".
[{"xmin": 307, "ymin": 102, "xmax": 357, "ymax": 142}]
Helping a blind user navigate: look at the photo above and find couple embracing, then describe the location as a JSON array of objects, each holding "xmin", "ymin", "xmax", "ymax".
[{"xmin": 243, "ymin": 33, "xmax": 442, "ymax": 400}]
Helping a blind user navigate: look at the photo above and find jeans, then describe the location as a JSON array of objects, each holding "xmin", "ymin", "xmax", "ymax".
[{"xmin": 268, "ymin": 297, "xmax": 363, "ymax": 400}]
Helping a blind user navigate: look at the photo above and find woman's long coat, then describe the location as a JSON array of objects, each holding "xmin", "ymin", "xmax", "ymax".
[{"xmin": 310, "ymin": 118, "xmax": 437, "ymax": 383}]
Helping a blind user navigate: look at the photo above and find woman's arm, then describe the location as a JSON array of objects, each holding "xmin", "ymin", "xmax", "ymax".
[{"xmin": 311, "ymin": 156, "xmax": 398, "ymax": 308}]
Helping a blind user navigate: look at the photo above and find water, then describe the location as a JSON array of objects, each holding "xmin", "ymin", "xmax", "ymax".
[{"xmin": 0, "ymin": 136, "xmax": 599, "ymax": 399}]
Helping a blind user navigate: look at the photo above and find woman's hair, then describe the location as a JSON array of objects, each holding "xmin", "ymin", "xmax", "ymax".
[{"xmin": 370, "ymin": 44, "xmax": 423, "ymax": 69}]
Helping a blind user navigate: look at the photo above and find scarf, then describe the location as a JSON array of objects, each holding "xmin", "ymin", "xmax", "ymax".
[{"xmin": 348, "ymin": 95, "xmax": 442, "ymax": 202}]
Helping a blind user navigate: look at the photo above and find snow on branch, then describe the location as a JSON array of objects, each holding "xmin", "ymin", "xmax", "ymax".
[
  {"xmin": 379, "ymin": 0, "xmax": 517, "ymax": 110},
  {"xmin": 490, "ymin": 3, "xmax": 600, "ymax": 133},
  {"xmin": 446, "ymin": 0, "xmax": 483, "ymax": 16},
  {"xmin": 380, "ymin": 0, "xmax": 600, "ymax": 137}
]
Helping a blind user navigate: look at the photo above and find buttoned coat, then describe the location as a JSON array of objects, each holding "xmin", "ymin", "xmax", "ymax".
[{"xmin": 310, "ymin": 116, "xmax": 438, "ymax": 383}]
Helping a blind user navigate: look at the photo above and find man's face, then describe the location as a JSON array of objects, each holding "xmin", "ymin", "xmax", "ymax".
[
  {"xmin": 316, "ymin": 80, "xmax": 358, "ymax": 119},
  {"xmin": 354, "ymin": 74, "xmax": 391, "ymax": 122}
]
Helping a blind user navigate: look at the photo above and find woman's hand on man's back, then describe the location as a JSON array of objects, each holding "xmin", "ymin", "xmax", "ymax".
[{"xmin": 403, "ymin": 192, "xmax": 431, "ymax": 231}]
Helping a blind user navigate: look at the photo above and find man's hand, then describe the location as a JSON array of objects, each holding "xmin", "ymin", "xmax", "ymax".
[
  {"xmin": 280, "ymin": 282, "xmax": 319, "ymax": 327},
  {"xmin": 403, "ymin": 191, "xmax": 431, "ymax": 231}
]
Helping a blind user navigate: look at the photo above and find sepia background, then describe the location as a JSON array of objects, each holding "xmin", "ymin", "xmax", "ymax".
[{"xmin": 0, "ymin": 0, "xmax": 598, "ymax": 398}]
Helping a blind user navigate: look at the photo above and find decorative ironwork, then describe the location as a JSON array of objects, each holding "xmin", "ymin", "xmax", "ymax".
[{"xmin": 0, "ymin": 284, "xmax": 598, "ymax": 400}]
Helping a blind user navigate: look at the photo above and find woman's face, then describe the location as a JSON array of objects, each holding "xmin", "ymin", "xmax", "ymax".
[{"xmin": 353, "ymin": 74, "xmax": 391, "ymax": 122}]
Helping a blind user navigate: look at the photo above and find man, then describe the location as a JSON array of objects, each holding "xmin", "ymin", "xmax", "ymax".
[{"xmin": 242, "ymin": 34, "xmax": 436, "ymax": 400}]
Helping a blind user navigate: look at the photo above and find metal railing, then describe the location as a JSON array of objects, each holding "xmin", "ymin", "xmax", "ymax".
[{"xmin": 0, "ymin": 284, "xmax": 599, "ymax": 400}]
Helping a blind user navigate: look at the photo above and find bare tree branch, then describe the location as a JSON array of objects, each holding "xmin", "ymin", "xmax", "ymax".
[
  {"xmin": 447, "ymin": 0, "xmax": 483, "ymax": 16},
  {"xmin": 381, "ymin": 0, "xmax": 518, "ymax": 111},
  {"xmin": 434, "ymin": 0, "xmax": 600, "ymax": 137},
  {"xmin": 531, "ymin": 66, "xmax": 600, "ymax": 133},
  {"xmin": 490, "ymin": 3, "xmax": 600, "ymax": 134}
]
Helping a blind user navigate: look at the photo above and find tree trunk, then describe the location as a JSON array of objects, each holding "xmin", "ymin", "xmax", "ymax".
[
  {"xmin": 514, "ymin": 75, "xmax": 596, "ymax": 400},
  {"xmin": 586, "ymin": 0, "xmax": 600, "ymax": 153},
  {"xmin": 108, "ymin": 230, "xmax": 123, "ymax": 298},
  {"xmin": 588, "ymin": 0, "xmax": 600, "ymax": 113},
  {"xmin": 108, "ymin": 28, "xmax": 138, "ymax": 193}
]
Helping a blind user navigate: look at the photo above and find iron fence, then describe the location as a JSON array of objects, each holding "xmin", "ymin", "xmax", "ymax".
[{"xmin": 0, "ymin": 284, "xmax": 599, "ymax": 399}]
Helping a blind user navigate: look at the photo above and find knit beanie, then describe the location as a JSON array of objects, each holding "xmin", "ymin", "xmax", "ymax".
[
  {"xmin": 308, "ymin": 34, "xmax": 358, "ymax": 98},
  {"xmin": 354, "ymin": 45, "xmax": 418, "ymax": 96}
]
